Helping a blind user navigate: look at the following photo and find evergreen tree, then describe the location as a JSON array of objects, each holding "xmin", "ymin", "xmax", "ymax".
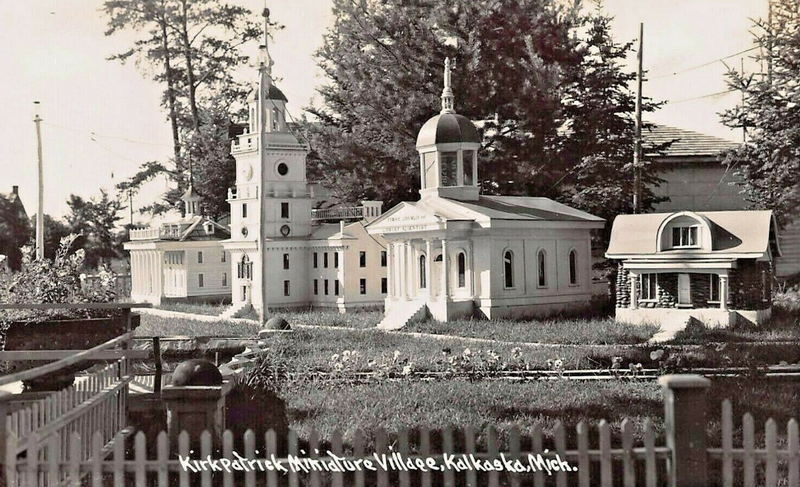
[
  {"xmin": 65, "ymin": 191, "xmax": 124, "ymax": 269},
  {"xmin": 720, "ymin": 0, "xmax": 800, "ymax": 225}
]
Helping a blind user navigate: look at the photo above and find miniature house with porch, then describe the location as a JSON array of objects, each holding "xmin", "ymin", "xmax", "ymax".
[
  {"xmin": 606, "ymin": 210, "xmax": 780, "ymax": 330},
  {"xmin": 367, "ymin": 59, "xmax": 605, "ymax": 329}
]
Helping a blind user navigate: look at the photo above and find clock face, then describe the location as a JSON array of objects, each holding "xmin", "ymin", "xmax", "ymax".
[{"xmin": 242, "ymin": 164, "xmax": 253, "ymax": 181}]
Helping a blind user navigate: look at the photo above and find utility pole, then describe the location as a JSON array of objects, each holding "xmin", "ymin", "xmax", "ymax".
[
  {"xmin": 633, "ymin": 23, "xmax": 644, "ymax": 214},
  {"xmin": 33, "ymin": 101, "xmax": 45, "ymax": 260}
]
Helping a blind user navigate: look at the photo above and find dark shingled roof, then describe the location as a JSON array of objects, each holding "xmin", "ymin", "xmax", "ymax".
[
  {"xmin": 643, "ymin": 124, "xmax": 740, "ymax": 158},
  {"xmin": 416, "ymin": 112, "xmax": 481, "ymax": 147}
]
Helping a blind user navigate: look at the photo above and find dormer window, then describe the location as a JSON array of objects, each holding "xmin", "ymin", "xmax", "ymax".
[{"xmin": 672, "ymin": 225, "xmax": 699, "ymax": 248}]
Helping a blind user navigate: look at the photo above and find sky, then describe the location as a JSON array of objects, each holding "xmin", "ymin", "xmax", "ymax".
[{"xmin": 0, "ymin": 0, "xmax": 768, "ymax": 221}]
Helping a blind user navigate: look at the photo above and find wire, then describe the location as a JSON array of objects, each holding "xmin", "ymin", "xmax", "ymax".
[
  {"xmin": 649, "ymin": 46, "xmax": 759, "ymax": 80},
  {"xmin": 42, "ymin": 122, "xmax": 171, "ymax": 148},
  {"xmin": 666, "ymin": 89, "xmax": 737, "ymax": 105}
]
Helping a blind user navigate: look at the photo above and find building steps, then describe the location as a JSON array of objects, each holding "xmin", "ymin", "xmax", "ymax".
[
  {"xmin": 220, "ymin": 303, "xmax": 254, "ymax": 320},
  {"xmin": 377, "ymin": 301, "xmax": 428, "ymax": 331}
]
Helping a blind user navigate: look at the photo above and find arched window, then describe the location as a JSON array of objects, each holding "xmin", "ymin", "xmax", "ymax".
[
  {"xmin": 457, "ymin": 252, "xmax": 466, "ymax": 288},
  {"xmin": 568, "ymin": 249, "xmax": 578, "ymax": 285},
  {"xmin": 272, "ymin": 107, "xmax": 281, "ymax": 131},
  {"xmin": 537, "ymin": 249, "xmax": 547, "ymax": 287},
  {"xmin": 419, "ymin": 255, "xmax": 427, "ymax": 289},
  {"xmin": 503, "ymin": 250, "xmax": 514, "ymax": 289}
]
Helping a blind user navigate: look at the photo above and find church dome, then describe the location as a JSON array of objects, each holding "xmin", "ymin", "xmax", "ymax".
[{"xmin": 416, "ymin": 112, "xmax": 480, "ymax": 148}]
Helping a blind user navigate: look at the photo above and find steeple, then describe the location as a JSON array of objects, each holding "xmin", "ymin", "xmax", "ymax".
[
  {"xmin": 182, "ymin": 183, "xmax": 201, "ymax": 217},
  {"xmin": 259, "ymin": 7, "xmax": 274, "ymax": 84},
  {"xmin": 440, "ymin": 57, "xmax": 455, "ymax": 114}
]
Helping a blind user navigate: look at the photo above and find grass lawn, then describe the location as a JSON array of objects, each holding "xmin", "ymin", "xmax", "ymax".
[
  {"xmin": 406, "ymin": 316, "xmax": 659, "ymax": 344},
  {"xmin": 155, "ymin": 301, "xmax": 230, "ymax": 316},
  {"xmin": 134, "ymin": 313, "xmax": 260, "ymax": 337},
  {"xmin": 271, "ymin": 376, "xmax": 800, "ymax": 450}
]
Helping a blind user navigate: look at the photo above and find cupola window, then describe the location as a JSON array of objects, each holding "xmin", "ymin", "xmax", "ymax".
[
  {"xmin": 462, "ymin": 150, "xmax": 475, "ymax": 186},
  {"xmin": 440, "ymin": 152, "xmax": 458, "ymax": 186}
]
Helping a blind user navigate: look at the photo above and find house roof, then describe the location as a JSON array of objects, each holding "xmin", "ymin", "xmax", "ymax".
[
  {"xmin": 643, "ymin": 124, "xmax": 740, "ymax": 158},
  {"xmin": 606, "ymin": 210, "xmax": 778, "ymax": 258},
  {"xmin": 309, "ymin": 221, "xmax": 388, "ymax": 246}
]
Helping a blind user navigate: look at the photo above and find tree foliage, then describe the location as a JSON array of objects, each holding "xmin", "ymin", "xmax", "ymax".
[
  {"xmin": 104, "ymin": 0, "xmax": 260, "ymax": 216},
  {"xmin": 720, "ymin": 0, "xmax": 800, "ymax": 225},
  {"xmin": 305, "ymin": 0, "xmax": 663, "ymax": 223},
  {"xmin": 65, "ymin": 191, "xmax": 124, "ymax": 269}
]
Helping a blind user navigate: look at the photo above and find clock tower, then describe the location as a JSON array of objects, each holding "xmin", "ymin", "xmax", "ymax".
[{"xmin": 224, "ymin": 7, "xmax": 313, "ymax": 319}]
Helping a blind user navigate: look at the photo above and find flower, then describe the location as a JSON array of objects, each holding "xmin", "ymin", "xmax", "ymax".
[
  {"xmin": 402, "ymin": 364, "xmax": 413, "ymax": 376},
  {"xmin": 393, "ymin": 350, "xmax": 401, "ymax": 361}
]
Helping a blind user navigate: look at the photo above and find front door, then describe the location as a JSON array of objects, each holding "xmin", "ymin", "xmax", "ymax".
[{"xmin": 678, "ymin": 274, "xmax": 691, "ymax": 305}]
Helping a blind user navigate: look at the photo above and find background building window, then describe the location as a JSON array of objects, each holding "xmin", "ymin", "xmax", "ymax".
[
  {"xmin": 457, "ymin": 252, "xmax": 466, "ymax": 288},
  {"xmin": 568, "ymin": 250, "xmax": 578, "ymax": 285},
  {"xmin": 640, "ymin": 274, "xmax": 658, "ymax": 300},
  {"xmin": 222, "ymin": 273, "xmax": 227, "ymax": 287},
  {"xmin": 197, "ymin": 251, "xmax": 203, "ymax": 264},
  {"xmin": 709, "ymin": 274, "xmax": 720, "ymax": 301},
  {"xmin": 381, "ymin": 251, "xmax": 387, "ymax": 267},
  {"xmin": 324, "ymin": 252, "xmax": 329, "ymax": 268},
  {"xmin": 283, "ymin": 253, "xmax": 290, "ymax": 270},
  {"xmin": 221, "ymin": 252, "xmax": 226, "ymax": 263},
  {"xmin": 503, "ymin": 250, "xmax": 514, "ymax": 288},
  {"xmin": 537, "ymin": 250, "xmax": 547, "ymax": 287},
  {"xmin": 334, "ymin": 252, "xmax": 339, "ymax": 268},
  {"xmin": 198, "ymin": 273, "xmax": 204, "ymax": 288},
  {"xmin": 242, "ymin": 203, "xmax": 247, "ymax": 218},
  {"xmin": 314, "ymin": 279, "xmax": 318, "ymax": 295},
  {"xmin": 324, "ymin": 279, "xmax": 329, "ymax": 295},
  {"xmin": 281, "ymin": 202, "xmax": 289, "ymax": 219},
  {"xmin": 359, "ymin": 251, "xmax": 366, "ymax": 267},
  {"xmin": 335, "ymin": 280, "xmax": 340, "ymax": 295},
  {"xmin": 381, "ymin": 277, "xmax": 387, "ymax": 294},
  {"xmin": 313, "ymin": 252, "xmax": 318, "ymax": 268},
  {"xmin": 360, "ymin": 278, "xmax": 367, "ymax": 294},
  {"xmin": 283, "ymin": 280, "xmax": 290, "ymax": 296},
  {"xmin": 672, "ymin": 226, "xmax": 698, "ymax": 247}
]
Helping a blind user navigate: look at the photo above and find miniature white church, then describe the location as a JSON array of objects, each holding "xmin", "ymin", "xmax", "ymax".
[
  {"xmin": 221, "ymin": 8, "xmax": 387, "ymax": 320},
  {"xmin": 367, "ymin": 59, "xmax": 605, "ymax": 329}
]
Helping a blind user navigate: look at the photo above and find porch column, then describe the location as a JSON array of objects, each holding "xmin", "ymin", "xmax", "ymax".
[
  {"xmin": 397, "ymin": 243, "xmax": 406, "ymax": 300},
  {"xmin": 468, "ymin": 241, "xmax": 475, "ymax": 296},
  {"xmin": 425, "ymin": 239, "xmax": 433, "ymax": 297},
  {"xmin": 629, "ymin": 272, "xmax": 638, "ymax": 309},
  {"xmin": 441, "ymin": 239, "xmax": 450, "ymax": 299},
  {"xmin": 407, "ymin": 242, "xmax": 415, "ymax": 298},
  {"xmin": 386, "ymin": 243, "xmax": 393, "ymax": 299},
  {"xmin": 719, "ymin": 275, "xmax": 728, "ymax": 311}
]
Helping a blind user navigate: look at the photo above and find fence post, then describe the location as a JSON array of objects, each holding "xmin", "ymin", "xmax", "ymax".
[
  {"xmin": 0, "ymin": 390, "xmax": 12, "ymax": 487},
  {"xmin": 659, "ymin": 374, "xmax": 711, "ymax": 487}
]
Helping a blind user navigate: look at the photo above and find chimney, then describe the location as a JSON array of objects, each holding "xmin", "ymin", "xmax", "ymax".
[{"xmin": 11, "ymin": 185, "xmax": 18, "ymax": 195}]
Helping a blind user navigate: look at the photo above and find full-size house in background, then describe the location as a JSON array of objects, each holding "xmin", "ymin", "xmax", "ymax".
[
  {"xmin": 606, "ymin": 210, "xmax": 781, "ymax": 330},
  {"xmin": 367, "ymin": 59, "xmax": 605, "ymax": 329}
]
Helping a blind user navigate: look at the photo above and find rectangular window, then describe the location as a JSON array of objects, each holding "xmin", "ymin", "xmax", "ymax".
[
  {"xmin": 197, "ymin": 251, "xmax": 203, "ymax": 264},
  {"xmin": 440, "ymin": 151, "xmax": 458, "ymax": 187},
  {"xmin": 423, "ymin": 152, "xmax": 438, "ymax": 188},
  {"xmin": 324, "ymin": 252, "xmax": 329, "ymax": 268},
  {"xmin": 335, "ymin": 279, "xmax": 340, "ymax": 296},
  {"xmin": 381, "ymin": 251, "xmax": 387, "ymax": 267},
  {"xmin": 462, "ymin": 150, "xmax": 475, "ymax": 186},
  {"xmin": 672, "ymin": 226, "xmax": 698, "ymax": 247},
  {"xmin": 283, "ymin": 280, "xmax": 290, "ymax": 297},
  {"xmin": 324, "ymin": 279, "xmax": 329, "ymax": 295},
  {"xmin": 334, "ymin": 252, "xmax": 339, "ymax": 268},
  {"xmin": 314, "ymin": 279, "xmax": 318, "ymax": 295},
  {"xmin": 640, "ymin": 274, "xmax": 657, "ymax": 300},
  {"xmin": 242, "ymin": 203, "xmax": 247, "ymax": 219},
  {"xmin": 222, "ymin": 273, "xmax": 227, "ymax": 287},
  {"xmin": 381, "ymin": 277, "xmax": 388, "ymax": 294},
  {"xmin": 281, "ymin": 202, "xmax": 289, "ymax": 219},
  {"xmin": 359, "ymin": 251, "xmax": 366, "ymax": 268},
  {"xmin": 198, "ymin": 273, "xmax": 204, "ymax": 288},
  {"xmin": 313, "ymin": 252, "xmax": 318, "ymax": 268},
  {"xmin": 360, "ymin": 278, "xmax": 367, "ymax": 295},
  {"xmin": 221, "ymin": 252, "xmax": 226, "ymax": 263},
  {"xmin": 709, "ymin": 274, "xmax": 720, "ymax": 302},
  {"xmin": 283, "ymin": 253, "xmax": 290, "ymax": 270}
]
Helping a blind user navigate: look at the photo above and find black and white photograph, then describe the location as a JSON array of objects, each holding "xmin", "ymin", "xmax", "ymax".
[{"xmin": 0, "ymin": 0, "xmax": 798, "ymax": 485}]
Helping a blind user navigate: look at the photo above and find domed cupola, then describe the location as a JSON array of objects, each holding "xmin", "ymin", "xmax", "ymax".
[{"xmin": 416, "ymin": 58, "xmax": 481, "ymax": 201}]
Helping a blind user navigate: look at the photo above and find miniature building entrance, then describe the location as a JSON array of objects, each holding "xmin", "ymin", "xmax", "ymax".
[{"xmin": 678, "ymin": 274, "xmax": 691, "ymax": 306}]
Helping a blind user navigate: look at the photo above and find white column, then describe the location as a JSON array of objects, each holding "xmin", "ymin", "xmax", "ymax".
[
  {"xmin": 468, "ymin": 240, "xmax": 475, "ymax": 296},
  {"xmin": 719, "ymin": 275, "xmax": 728, "ymax": 311},
  {"xmin": 629, "ymin": 273, "xmax": 638, "ymax": 310},
  {"xmin": 441, "ymin": 238, "xmax": 450, "ymax": 299},
  {"xmin": 398, "ymin": 242, "xmax": 407, "ymax": 300},
  {"xmin": 405, "ymin": 242, "xmax": 414, "ymax": 299},
  {"xmin": 386, "ymin": 244, "xmax": 394, "ymax": 299},
  {"xmin": 425, "ymin": 239, "xmax": 433, "ymax": 297}
]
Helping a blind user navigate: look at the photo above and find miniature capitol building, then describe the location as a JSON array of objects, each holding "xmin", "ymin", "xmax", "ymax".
[{"xmin": 366, "ymin": 59, "xmax": 605, "ymax": 329}]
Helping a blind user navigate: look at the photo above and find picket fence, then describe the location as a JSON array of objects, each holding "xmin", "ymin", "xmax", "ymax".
[{"xmin": 5, "ymin": 396, "xmax": 800, "ymax": 487}]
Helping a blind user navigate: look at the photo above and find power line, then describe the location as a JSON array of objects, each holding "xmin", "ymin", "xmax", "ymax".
[
  {"xmin": 649, "ymin": 46, "xmax": 759, "ymax": 80},
  {"xmin": 42, "ymin": 122, "xmax": 171, "ymax": 148},
  {"xmin": 666, "ymin": 89, "xmax": 737, "ymax": 105}
]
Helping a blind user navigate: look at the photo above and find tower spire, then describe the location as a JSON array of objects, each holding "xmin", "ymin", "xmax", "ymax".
[
  {"xmin": 259, "ymin": 6, "xmax": 274, "ymax": 79},
  {"xmin": 440, "ymin": 57, "xmax": 454, "ymax": 114}
]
